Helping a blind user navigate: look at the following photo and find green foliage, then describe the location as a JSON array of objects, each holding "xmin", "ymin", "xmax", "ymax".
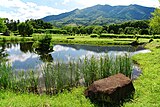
[
  {"xmin": 139, "ymin": 29, "xmax": 149, "ymax": 35},
  {"xmin": 124, "ymin": 27, "xmax": 135, "ymax": 34},
  {"xmin": 90, "ymin": 34, "xmax": 99, "ymax": 38},
  {"xmin": 0, "ymin": 62, "xmax": 12, "ymax": 89},
  {"xmin": 32, "ymin": 34, "xmax": 53, "ymax": 62},
  {"xmin": 150, "ymin": 8, "xmax": 160, "ymax": 34},
  {"xmin": 4, "ymin": 19, "xmax": 20, "ymax": 32},
  {"xmin": 0, "ymin": 18, "xmax": 7, "ymax": 33},
  {"xmin": 34, "ymin": 29, "xmax": 46, "ymax": 33},
  {"xmin": 27, "ymin": 19, "xmax": 53, "ymax": 29},
  {"xmin": 92, "ymin": 26, "xmax": 103, "ymax": 34},
  {"xmin": 59, "ymin": 20, "xmax": 150, "ymax": 35},
  {"xmin": 46, "ymin": 29, "xmax": 67, "ymax": 34},
  {"xmin": 18, "ymin": 22, "xmax": 34, "ymax": 37}
]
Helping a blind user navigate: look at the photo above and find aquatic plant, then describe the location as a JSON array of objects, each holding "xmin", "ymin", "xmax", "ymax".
[
  {"xmin": 0, "ymin": 62, "xmax": 12, "ymax": 89},
  {"xmin": 0, "ymin": 54, "xmax": 132, "ymax": 95}
]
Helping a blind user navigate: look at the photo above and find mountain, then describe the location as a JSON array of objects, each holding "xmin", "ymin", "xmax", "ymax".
[{"xmin": 42, "ymin": 4, "xmax": 155, "ymax": 26}]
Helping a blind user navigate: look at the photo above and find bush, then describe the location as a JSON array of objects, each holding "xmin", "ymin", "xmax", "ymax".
[
  {"xmin": 34, "ymin": 29, "xmax": 45, "ymax": 33},
  {"xmin": 34, "ymin": 29, "xmax": 68, "ymax": 34},
  {"xmin": 90, "ymin": 34, "xmax": 99, "ymax": 38},
  {"xmin": 139, "ymin": 29, "xmax": 149, "ymax": 35},
  {"xmin": 3, "ymin": 30, "xmax": 10, "ymax": 36},
  {"xmin": 67, "ymin": 37, "xmax": 75, "ymax": 39}
]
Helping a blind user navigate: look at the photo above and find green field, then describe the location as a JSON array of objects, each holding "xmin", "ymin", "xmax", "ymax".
[{"xmin": 0, "ymin": 34, "xmax": 156, "ymax": 45}]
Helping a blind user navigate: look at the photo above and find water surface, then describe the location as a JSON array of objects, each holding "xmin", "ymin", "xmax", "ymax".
[{"xmin": 0, "ymin": 42, "xmax": 150, "ymax": 74}]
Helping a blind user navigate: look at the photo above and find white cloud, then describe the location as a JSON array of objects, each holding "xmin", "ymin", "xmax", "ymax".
[
  {"xmin": 62, "ymin": 0, "xmax": 71, "ymax": 5},
  {"xmin": 76, "ymin": 0, "xmax": 159, "ymax": 8},
  {"xmin": 8, "ymin": 53, "xmax": 38, "ymax": 63},
  {"xmin": 0, "ymin": 0, "xmax": 66, "ymax": 21},
  {"xmin": 53, "ymin": 45, "xmax": 76, "ymax": 52}
]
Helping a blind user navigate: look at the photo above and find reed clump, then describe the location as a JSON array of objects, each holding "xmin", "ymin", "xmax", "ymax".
[{"xmin": 0, "ymin": 54, "xmax": 132, "ymax": 95}]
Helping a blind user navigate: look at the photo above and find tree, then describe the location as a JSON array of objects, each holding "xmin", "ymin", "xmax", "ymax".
[
  {"xmin": 150, "ymin": 8, "xmax": 160, "ymax": 34},
  {"xmin": 118, "ymin": 28, "xmax": 124, "ymax": 34},
  {"xmin": 0, "ymin": 18, "xmax": 7, "ymax": 33},
  {"xmin": 85, "ymin": 26, "xmax": 94, "ymax": 34},
  {"xmin": 150, "ymin": 0, "xmax": 160, "ymax": 34},
  {"xmin": 27, "ymin": 19, "xmax": 53, "ymax": 29},
  {"xmin": 139, "ymin": 29, "xmax": 149, "ymax": 35},
  {"xmin": 5, "ymin": 19, "xmax": 19, "ymax": 32},
  {"xmin": 124, "ymin": 27, "xmax": 135, "ymax": 34},
  {"xmin": 92, "ymin": 26, "xmax": 103, "ymax": 34},
  {"xmin": 33, "ymin": 34, "xmax": 53, "ymax": 62},
  {"xmin": 18, "ymin": 22, "xmax": 33, "ymax": 37}
]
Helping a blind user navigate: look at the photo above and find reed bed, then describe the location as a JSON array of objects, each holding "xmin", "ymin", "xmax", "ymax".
[{"xmin": 0, "ymin": 54, "xmax": 132, "ymax": 95}]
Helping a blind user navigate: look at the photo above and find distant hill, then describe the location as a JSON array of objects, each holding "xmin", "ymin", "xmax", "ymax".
[{"xmin": 42, "ymin": 4, "xmax": 155, "ymax": 27}]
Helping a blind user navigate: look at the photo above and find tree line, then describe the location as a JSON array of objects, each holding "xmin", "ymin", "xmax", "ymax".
[
  {"xmin": 0, "ymin": 19, "xmax": 53, "ymax": 36},
  {"xmin": 61, "ymin": 20, "xmax": 150, "ymax": 35},
  {"xmin": 0, "ymin": 6, "xmax": 160, "ymax": 37}
]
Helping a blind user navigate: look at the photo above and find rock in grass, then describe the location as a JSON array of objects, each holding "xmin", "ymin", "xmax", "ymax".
[{"xmin": 85, "ymin": 73, "xmax": 135, "ymax": 104}]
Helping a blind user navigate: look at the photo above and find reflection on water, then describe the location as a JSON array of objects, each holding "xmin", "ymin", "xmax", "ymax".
[{"xmin": 0, "ymin": 42, "xmax": 150, "ymax": 71}]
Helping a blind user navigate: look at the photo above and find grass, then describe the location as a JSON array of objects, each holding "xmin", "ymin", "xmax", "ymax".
[
  {"xmin": 0, "ymin": 33, "xmax": 152, "ymax": 45},
  {"xmin": 0, "ymin": 54, "xmax": 132, "ymax": 95},
  {"xmin": 123, "ymin": 40, "xmax": 160, "ymax": 107},
  {"xmin": 1, "ymin": 33, "xmax": 159, "ymax": 46},
  {"xmin": 0, "ymin": 87, "xmax": 94, "ymax": 107},
  {"xmin": 0, "ymin": 35, "xmax": 34, "ymax": 43}
]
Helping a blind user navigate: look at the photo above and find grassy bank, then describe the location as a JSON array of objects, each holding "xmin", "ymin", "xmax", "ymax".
[
  {"xmin": 124, "ymin": 41, "xmax": 160, "ymax": 107},
  {"xmin": 0, "ymin": 35, "xmax": 34, "ymax": 42},
  {"xmin": 0, "ymin": 34, "xmax": 154, "ymax": 45},
  {"xmin": 47, "ymin": 34, "xmax": 151, "ymax": 45}
]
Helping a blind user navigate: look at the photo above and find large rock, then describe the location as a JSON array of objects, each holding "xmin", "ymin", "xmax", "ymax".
[{"xmin": 85, "ymin": 73, "xmax": 135, "ymax": 104}]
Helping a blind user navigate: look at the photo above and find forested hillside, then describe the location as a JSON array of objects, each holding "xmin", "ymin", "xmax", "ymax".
[{"xmin": 42, "ymin": 4, "xmax": 155, "ymax": 27}]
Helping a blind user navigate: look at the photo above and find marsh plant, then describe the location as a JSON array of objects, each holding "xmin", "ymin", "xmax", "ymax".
[
  {"xmin": 0, "ymin": 54, "xmax": 132, "ymax": 95},
  {"xmin": 41, "ymin": 54, "xmax": 132, "ymax": 94}
]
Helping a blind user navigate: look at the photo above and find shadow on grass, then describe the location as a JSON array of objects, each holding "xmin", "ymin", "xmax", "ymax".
[{"xmin": 90, "ymin": 92, "xmax": 135, "ymax": 107}]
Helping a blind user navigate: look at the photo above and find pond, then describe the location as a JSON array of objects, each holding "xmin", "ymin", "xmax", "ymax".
[{"xmin": 0, "ymin": 42, "xmax": 150, "ymax": 79}]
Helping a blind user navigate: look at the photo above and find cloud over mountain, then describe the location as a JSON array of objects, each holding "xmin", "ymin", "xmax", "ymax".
[{"xmin": 0, "ymin": 0, "xmax": 66, "ymax": 21}]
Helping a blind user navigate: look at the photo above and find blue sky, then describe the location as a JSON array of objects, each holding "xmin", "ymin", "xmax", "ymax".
[{"xmin": 0, "ymin": 0, "xmax": 159, "ymax": 21}]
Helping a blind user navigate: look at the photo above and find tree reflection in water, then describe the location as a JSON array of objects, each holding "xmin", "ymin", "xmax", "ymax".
[
  {"xmin": 20, "ymin": 42, "xmax": 34, "ymax": 53},
  {"xmin": 33, "ymin": 35, "xmax": 54, "ymax": 62},
  {"xmin": 0, "ymin": 42, "xmax": 9, "ymax": 62}
]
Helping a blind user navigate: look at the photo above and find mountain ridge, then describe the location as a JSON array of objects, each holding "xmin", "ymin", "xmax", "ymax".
[{"xmin": 42, "ymin": 4, "xmax": 155, "ymax": 26}]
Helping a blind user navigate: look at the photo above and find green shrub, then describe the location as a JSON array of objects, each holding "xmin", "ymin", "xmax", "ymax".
[{"xmin": 90, "ymin": 34, "xmax": 99, "ymax": 38}]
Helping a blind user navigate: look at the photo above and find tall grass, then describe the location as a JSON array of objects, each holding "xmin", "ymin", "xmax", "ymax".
[
  {"xmin": 41, "ymin": 54, "xmax": 132, "ymax": 94},
  {"xmin": 0, "ymin": 54, "xmax": 132, "ymax": 95},
  {"xmin": 0, "ymin": 62, "xmax": 12, "ymax": 89}
]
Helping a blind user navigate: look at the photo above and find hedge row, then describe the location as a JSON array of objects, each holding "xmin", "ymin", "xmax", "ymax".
[
  {"xmin": 34, "ymin": 29, "xmax": 67, "ymax": 34},
  {"xmin": 90, "ymin": 33, "xmax": 160, "ymax": 39}
]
